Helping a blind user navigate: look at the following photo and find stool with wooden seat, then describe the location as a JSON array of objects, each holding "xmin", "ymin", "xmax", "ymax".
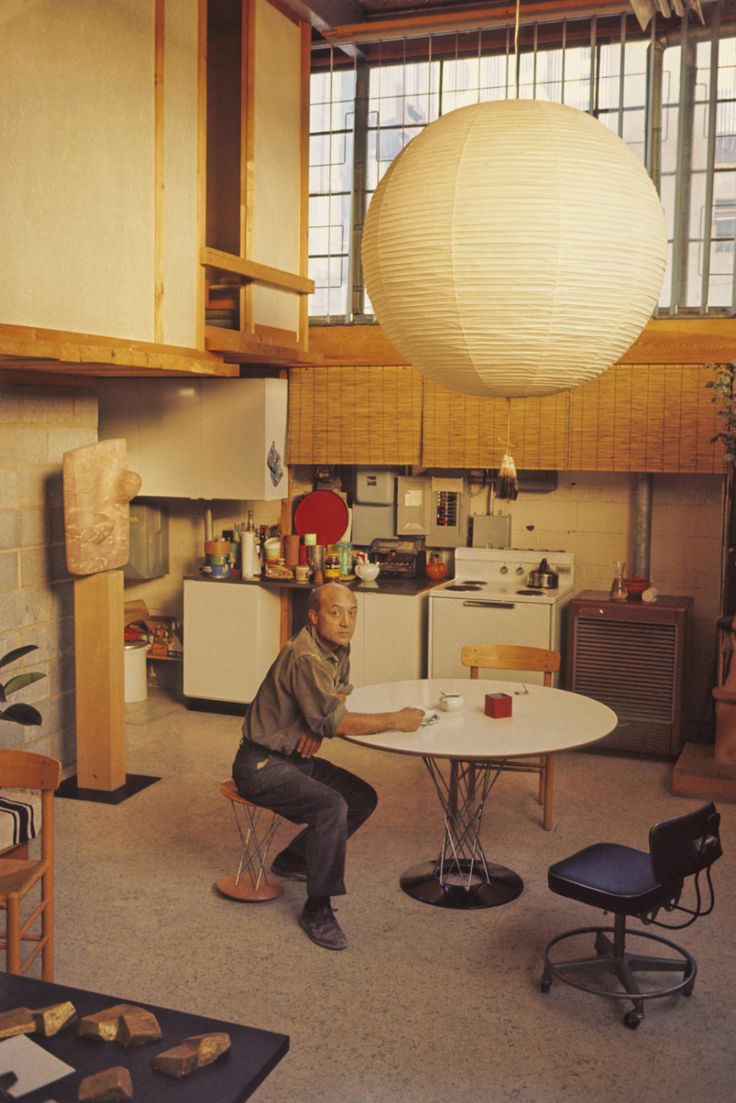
[
  {"xmin": 216, "ymin": 780, "xmax": 283, "ymax": 902},
  {"xmin": 460, "ymin": 644, "xmax": 561, "ymax": 830}
]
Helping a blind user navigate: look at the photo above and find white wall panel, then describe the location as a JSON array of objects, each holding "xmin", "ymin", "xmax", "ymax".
[
  {"xmin": 251, "ymin": 0, "xmax": 301, "ymax": 334},
  {"xmin": 163, "ymin": 0, "xmax": 199, "ymax": 348},
  {"xmin": 0, "ymin": 0, "xmax": 155, "ymax": 340}
]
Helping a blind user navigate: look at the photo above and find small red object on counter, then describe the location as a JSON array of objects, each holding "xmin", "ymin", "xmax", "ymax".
[{"xmin": 485, "ymin": 693, "xmax": 512, "ymax": 718}]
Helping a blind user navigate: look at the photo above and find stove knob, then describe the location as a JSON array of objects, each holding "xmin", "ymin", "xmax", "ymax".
[
  {"xmin": 500, "ymin": 565, "xmax": 508, "ymax": 575},
  {"xmin": 515, "ymin": 565, "xmax": 526, "ymax": 575}
]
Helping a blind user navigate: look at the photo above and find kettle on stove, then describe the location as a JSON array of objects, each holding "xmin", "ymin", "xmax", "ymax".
[{"xmin": 527, "ymin": 557, "xmax": 559, "ymax": 590}]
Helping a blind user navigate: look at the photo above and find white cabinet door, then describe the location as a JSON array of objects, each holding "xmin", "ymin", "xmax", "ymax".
[
  {"xmin": 98, "ymin": 378, "xmax": 288, "ymax": 500},
  {"xmin": 183, "ymin": 581, "xmax": 281, "ymax": 703},
  {"xmin": 348, "ymin": 592, "xmax": 427, "ymax": 689}
]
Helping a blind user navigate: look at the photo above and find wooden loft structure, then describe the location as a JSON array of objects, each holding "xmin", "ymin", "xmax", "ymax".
[
  {"xmin": 0, "ymin": 0, "xmax": 321, "ymax": 386},
  {"xmin": 1, "ymin": 0, "xmax": 731, "ymax": 384}
]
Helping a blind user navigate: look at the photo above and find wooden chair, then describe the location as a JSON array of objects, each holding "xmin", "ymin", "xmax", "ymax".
[
  {"xmin": 460, "ymin": 644, "xmax": 561, "ymax": 830},
  {"xmin": 0, "ymin": 749, "xmax": 62, "ymax": 980}
]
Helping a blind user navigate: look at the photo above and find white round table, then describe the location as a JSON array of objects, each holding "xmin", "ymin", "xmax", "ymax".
[{"xmin": 345, "ymin": 678, "xmax": 618, "ymax": 909}]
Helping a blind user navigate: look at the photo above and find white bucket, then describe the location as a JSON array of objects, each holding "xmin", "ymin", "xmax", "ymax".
[{"xmin": 124, "ymin": 641, "xmax": 148, "ymax": 703}]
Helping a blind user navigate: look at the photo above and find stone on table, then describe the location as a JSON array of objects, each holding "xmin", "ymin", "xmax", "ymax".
[
  {"xmin": 153, "ymin": 1032, "xmax": 231, "ymax": 1077},
  {"xmin": 77, "ymin": 1066, "xmax": 134, "ymax": 1101},
  {"xmin": 0, "ymin": 1007, "xmax": 34, "ymax": 1038},
  {"xmin": 33, "ymin": 1000, "xmax": 77, "ymax": 1036}
]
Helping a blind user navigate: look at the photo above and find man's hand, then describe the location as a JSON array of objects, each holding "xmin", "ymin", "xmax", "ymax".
[
  {"xmin": 393, "ymin": 707, "xmax": 424, "ymax": 732},
  {"xmin": 296, "ymin": 732, "xmax": 323, "ymax": 758}
]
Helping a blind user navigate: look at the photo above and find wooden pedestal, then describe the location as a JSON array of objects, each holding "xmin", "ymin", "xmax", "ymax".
[
  {"xmin": 73, "ymin": 571, "xmax": 126, "ymax": 791},
  {"xmin": 672, "ymin": 742, "xmax": 736, "ymax": 803}
]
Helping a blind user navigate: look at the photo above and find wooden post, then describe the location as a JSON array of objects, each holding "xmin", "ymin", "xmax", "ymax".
[{"xmin": 73, "ymin": 571, "xmax": 126, "ymax": 791}]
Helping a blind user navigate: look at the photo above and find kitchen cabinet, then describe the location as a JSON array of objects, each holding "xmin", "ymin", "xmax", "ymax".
[
  {"xmin": 97, "ymin": 378, "xmax": 288, "ymax": 500},
  {"xmin": 348, "ymin": 591, "xmax": 428, "ymax": 689},
  {"xmin": 183, "ymin": 580, "xmax": 281, "ymax": 704}
]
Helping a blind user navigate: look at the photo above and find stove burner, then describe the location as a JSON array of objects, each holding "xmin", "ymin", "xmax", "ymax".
[
  {"xmin": 516, "ymin": 589, "xmax": 543, "ymax": 596},
  {"xmin": 458, "ymin": 580, "xmax": 487, "ymax": 586},
  {"xmin": 444, "ymin": 583, "xmax": 483, "ymax": 591}
]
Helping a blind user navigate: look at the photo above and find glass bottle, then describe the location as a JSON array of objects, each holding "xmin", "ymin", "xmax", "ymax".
[{"xmin": 610, "ymin": 561, "xmax": 628, "ymax": 601}]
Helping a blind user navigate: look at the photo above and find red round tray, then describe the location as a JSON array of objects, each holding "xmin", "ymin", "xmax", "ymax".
[{"xmin": 293, "ymin": 490, "xmax": 350, "ymax": 547}]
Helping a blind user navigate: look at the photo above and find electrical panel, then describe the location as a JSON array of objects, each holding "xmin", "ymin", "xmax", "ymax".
[{"xmin": 396, "ymin": 476, "xmax": 467, "ymax": 547}]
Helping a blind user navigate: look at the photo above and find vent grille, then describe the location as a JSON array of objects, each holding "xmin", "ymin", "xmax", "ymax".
[{"xmin": 572, "ymin": 618, "xmax": 677, "ymax": 724}]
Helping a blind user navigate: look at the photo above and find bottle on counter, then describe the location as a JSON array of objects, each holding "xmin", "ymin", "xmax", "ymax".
[{"xmin": 242, "ymin": 510, "xmax": 260, "ymax": 579}]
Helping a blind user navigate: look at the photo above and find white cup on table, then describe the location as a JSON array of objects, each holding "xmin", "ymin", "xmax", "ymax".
[{"xmin": 439, "ymin": 692, "xmax": 464, "ymax": 712}]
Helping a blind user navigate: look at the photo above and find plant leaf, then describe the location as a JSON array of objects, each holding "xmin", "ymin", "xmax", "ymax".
[
  {"xmin": 3, "ymin": 672, "xmax": 46, "ymax": 696},
  {"xmin": 0, "ymin": 645, "xmax": 39, "ymax": 671},
  {"xmin": 0, "ymin": 703, "xmax": 43, "ymax": 726}
]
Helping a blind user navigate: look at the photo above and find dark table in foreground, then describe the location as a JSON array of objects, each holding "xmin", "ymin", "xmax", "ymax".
[{"xmin": 0, "ymin": 973, "xmax": 288, "ymax": 1102}]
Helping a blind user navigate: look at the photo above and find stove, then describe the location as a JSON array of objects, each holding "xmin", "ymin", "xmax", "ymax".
[
  {"xmin": 428, "ymin": 548, "xmax": 576, "ymax": 684},
  {"xmin": 433, "ymin": 547, "xmax": 575, "ymax": 604}
]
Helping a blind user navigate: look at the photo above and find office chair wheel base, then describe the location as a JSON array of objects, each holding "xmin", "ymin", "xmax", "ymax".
[{"xmin": 624, "ymin": 1009, "xmax": 643, "ymax": 1029}]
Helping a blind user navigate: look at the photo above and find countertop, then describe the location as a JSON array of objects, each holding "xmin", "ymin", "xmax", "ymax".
[{"xmin": 184, "ymin": 574, "xmax": 446, "ymax": 597}]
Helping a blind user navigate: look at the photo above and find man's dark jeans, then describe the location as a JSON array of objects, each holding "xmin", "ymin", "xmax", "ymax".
[{"xmin": 232, "ymin": 741, "xmax": 378, "ymax": 897}]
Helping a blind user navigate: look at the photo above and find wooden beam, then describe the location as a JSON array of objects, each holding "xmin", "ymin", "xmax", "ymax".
[
  {"xmin": 309, "ymin": 317, "xmax": 736, "ymax": 368},
  {"xmin": 201, "ymin": 246, "xmax": 315, "ymax": 294},
  {"xmin": 154, "ymin": 0, "xmax": 166, "ymax": 344},
  {"xmin": 204, "ymin": 325, "xmax": 322, "ymax": 365},
  {"xmin": 323, "ymin": 1, "xmax": 633, "ymax": 46},
  {"xmin": 0, "ymin": 322, "xmax": 236, "ymax": 377},
  {"xmin": 618, "ymin": 318, "xmax": 736, "ymax": 365}
]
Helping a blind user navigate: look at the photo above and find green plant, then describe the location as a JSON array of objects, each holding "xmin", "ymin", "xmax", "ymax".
[
  {"xmin": 0, "ymin": 645, "xmax": 46, "ymax": 726},
  {"xmin": 706, "ymin": 362, "xmax": 736, "ymax": 458}
]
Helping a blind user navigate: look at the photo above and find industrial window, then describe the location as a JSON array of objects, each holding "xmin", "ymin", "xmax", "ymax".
[{"xmin": 308, "ymin": 11, "xmax": 735, "ymax": 321}]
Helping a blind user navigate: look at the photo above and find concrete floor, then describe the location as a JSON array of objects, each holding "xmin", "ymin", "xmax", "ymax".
[{"xmin": 53, "ymin": 689, "xmax": 736, "ymax": 1103}]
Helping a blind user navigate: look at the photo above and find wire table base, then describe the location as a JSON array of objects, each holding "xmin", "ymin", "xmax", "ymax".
[{"xmin": 399, "ymin": 756, "xmax": 523, "ymax": 910}]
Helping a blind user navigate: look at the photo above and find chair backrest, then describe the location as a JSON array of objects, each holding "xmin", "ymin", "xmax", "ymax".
[
  {"xmin": 649, "ymin": 802, "xmax": 723, "ymax": 888},
  {"xmin": 0, "ymin": 749, "xmax": 62, "ymax": 791},
  {"xmin": 460, "ymin": 644, "xmax": 561, "ymax": 687},
  {"xmin": 0, "ymin": 750, "xmax": 62, "ymax": 864}
]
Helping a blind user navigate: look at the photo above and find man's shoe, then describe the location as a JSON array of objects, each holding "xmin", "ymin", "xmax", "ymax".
[
  {"xmin": 271, "ymin": 856, "xmax": 308, "ymax": 882},
  {"xmin": 298, "ymin": 905, "xmax": 348, "ymax": 951}
]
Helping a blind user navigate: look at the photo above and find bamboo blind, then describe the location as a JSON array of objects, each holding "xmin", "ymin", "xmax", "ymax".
[
  {"xmin": 287, "ymin": 363, "xmax": 724, "ymax": 473},
  {"xmin": 423, "ymin": 364, "xmax": 724, "ymax": 473},
  {"xmin": 287, "ymin": 365, "xmax": 423, "ymax": 464}
]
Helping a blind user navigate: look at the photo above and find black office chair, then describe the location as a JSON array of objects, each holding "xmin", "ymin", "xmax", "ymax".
[{"xmin": 541, "ymin": 802, "xmax": 723, "ymax": 1028}]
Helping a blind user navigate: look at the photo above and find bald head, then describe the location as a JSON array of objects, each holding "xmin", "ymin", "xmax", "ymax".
[{"xmin": 307, "ymin": 582, "xmax": 358, "ymax": 650}]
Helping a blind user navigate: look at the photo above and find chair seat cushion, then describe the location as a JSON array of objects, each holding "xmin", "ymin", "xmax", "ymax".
[
  {"xmin": 0, "ymin": 790, "xmax": 41, "ymax": 851},
  {"xmin": 548, "ymin": 842, "xmax": 676, "ymax": 915}
]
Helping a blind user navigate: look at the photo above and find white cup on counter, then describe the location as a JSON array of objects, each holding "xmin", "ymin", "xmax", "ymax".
[{"xmin": 439, "ymin": 692, "xmax": 464, "ymax": 712}]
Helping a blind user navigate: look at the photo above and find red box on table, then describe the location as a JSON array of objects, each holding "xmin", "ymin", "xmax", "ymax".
[{"xmin": 485, "ymin": 693, "xmax": 512, "ymax": 718}]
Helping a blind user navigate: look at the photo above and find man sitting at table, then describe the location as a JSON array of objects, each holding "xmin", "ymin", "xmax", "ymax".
[{"xmin": 232, "ymin": 581, "xmax": 423, "ymax": 951}]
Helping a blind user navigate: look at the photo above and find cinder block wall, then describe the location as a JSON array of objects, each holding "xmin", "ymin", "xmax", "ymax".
[{"xmin": 0, "ymin": 382, "xmax": 98, "ymax": 764}]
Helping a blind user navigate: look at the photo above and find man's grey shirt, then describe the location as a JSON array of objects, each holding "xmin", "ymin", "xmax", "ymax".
[{"xmin": 239, "ymin": 624, "xmax": 353, "ymax": 755}]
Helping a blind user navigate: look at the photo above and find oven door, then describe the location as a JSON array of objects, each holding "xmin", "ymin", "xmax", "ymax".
[{"xmin": 428, "ymin": 596, "xmax": 554, "ymax": 683}]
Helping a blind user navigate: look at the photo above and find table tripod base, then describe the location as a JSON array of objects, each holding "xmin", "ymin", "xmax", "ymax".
[{"xmin": 400, "ymin": 859, "xmax": 523, "ymax": 909}]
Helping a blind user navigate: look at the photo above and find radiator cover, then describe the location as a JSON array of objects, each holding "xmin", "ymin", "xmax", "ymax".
[{"xmin": 565, "ymin": 591, "xmax": 692, "ymax": 757}]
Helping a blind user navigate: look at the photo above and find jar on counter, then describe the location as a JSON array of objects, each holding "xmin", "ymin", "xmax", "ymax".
[{"xmin": 324, "ymin": 554, "xmax": 341, "ymax": 582}]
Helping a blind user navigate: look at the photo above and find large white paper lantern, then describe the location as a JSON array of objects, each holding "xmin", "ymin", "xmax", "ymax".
[{"xmin": 362, "ymin": 99, "xmax": 667, "ymax": 398}]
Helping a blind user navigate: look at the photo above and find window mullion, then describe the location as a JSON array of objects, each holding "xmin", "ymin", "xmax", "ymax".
[
  {"xmin": 671, "ymin": 21, "xmax": 696, "ymax": 312},
  {"xmin": 350, "ymin": 58, "xmax": 370, "ymax": 320},
  {"xmin": 701, "ymin": 3, "xmax": 721, "ymax": 313}
]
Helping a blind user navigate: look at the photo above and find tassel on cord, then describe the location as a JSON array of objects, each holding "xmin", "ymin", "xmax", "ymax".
[{"xmin": 496, "ymin": 399, "xmax": 519, "ymax": 501}]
